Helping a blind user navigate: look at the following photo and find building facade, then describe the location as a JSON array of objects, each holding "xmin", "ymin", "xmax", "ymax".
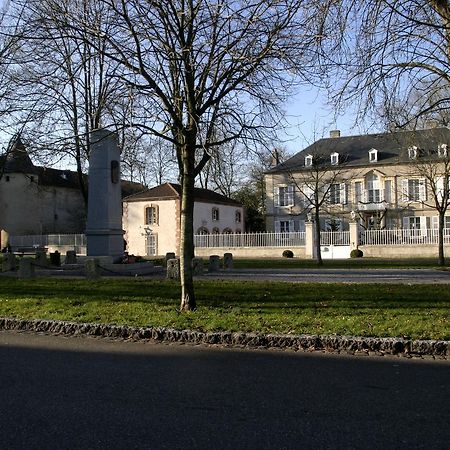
[
  {"xmin": 265, "ymin": 127, "xmax": 450, "ymax": 234},
  {"xmin": 0, "ymin": 136, "xmax": 143, "ymax": 247},
  {"xmin": 123, "ymin": 182, "xmax": 244, "ymax": 256}
]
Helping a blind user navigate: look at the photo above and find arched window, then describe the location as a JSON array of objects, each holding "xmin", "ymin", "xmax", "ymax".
[
  {"xmin": 197, "ymin": 227, "xmax": 209, "ymax": 235},
  {"xmin": 223, "ymin": 228, "xmax": 232, "ymax": 234},
  {"xmin": 212, "ymin": 227, "xmax": 220, "ymax": 234},
  {"xmin": 144, "ymin": 205, "xmax": 159, "ymax": 225}
]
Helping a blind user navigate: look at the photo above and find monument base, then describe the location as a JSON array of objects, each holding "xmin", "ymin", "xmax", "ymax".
[{"xmin": 85, "ymin": 228, "xmax": 124, "ymax": 260}]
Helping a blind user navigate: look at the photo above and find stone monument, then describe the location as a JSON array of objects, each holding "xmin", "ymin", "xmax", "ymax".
[{"xmin": 85, "ymin": 129, "xmax": 124, "ymax": 260}]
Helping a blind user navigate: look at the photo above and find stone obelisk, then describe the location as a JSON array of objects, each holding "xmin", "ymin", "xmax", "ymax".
[{"xmin": 85, "ymin": 129, "xmax": 124, "ymax": 260}]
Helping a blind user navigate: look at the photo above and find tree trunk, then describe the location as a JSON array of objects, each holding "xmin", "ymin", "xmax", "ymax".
[
  {"xmin": 179, "ymin": 150, "xmax": 196, "ymax": 311},
  {"xmin": 314, "ymin": 206, "xmax": 323, "ymax": 266},
  {"xmin": 438, "ymin": 211, "xmax": 445, "ymax": 266}
]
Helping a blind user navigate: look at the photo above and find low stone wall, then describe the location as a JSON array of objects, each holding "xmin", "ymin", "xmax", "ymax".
[
  {"xmin": 360, "ymin": 245, "xmax": 439, "ymax": 258},
  {"xmin": 0, "ymin": 317, "xmax": 447, "ymax": 359},
  {"xmin": 195, "ymin": 246, "xmax": 306, "ymax": 259}
]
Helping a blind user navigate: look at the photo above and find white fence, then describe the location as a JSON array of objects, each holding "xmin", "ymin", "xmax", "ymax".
[
  {"xmin": 320, "ymin": 231, "xmax": 350, "ymax": 246},
  {"xmin": 194, "ymin": 232, "xmax": 306, "ymax": 248},
  {"xmin": 360, "ymin": 228, "xmax": 450, "ymax": 246},
  {"xmin": 9, "ymin": 234, "xmax": 86, "ymax": 254}
]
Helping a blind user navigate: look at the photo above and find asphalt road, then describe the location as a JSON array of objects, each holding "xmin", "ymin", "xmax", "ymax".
[
  {"xmin": 0, "ymin": 331, "xmax": 449, "ymax": 450},
  {"xmin": 202, "ymin": 268, "xmax": 450, "ymax": 283}
]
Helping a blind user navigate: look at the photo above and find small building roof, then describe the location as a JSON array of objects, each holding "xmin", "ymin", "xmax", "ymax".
[
  {"xmin": 268, "ymin": 127, "xmax": 450, "ymax": 173},
  {"xmin": 124, "ymin": 182, "xmax": 242, "ymax": 206}
]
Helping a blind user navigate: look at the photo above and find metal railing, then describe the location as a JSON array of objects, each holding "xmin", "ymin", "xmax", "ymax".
[
  {"xmin": 194, "ymin": 231, "xmax": 306, "ymax": 248},
  {"xmin": 360, "ymin": 228, "xmax": 450, "ymax": 246},
  {"xmin": 319, "ymin": 231, "xmax": 350, "ymax": 246},
  {"xmin": 9, "ymin": 234, "xmax": 87, "ymax": 254}
]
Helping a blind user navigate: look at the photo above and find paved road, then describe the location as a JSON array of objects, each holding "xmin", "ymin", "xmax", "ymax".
[
  {"xmin": 0, "ymin": 331, "xmax": 448, "ymax": 449},
  {"xmin": 202, "ymin": 268, "xmax": 450, "ymax": 283}
]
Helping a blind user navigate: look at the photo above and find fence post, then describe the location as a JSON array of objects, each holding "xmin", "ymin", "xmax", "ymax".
[
  {"xmin": 349, "ymin": 221, "xmax": 359, "ymax": 250},
  {"xmin": 305, "ymin": 221, "xmax": 315, "ymax": 259}
]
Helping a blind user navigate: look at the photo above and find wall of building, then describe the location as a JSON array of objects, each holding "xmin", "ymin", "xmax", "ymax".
[
  {"xmin": 123, "ymin": 199, "xmax": 178, "ymax": 257},
  {"xmin": 0, "ymin": 173, "xmax": 85, "ymax": 236},
  {"xmin": 193, "ymin": 202, "xmax": 244, "ymax": 234},
  {"xmin": 123, "ymin": 199, "xmax": 245, "ymax": 257}
]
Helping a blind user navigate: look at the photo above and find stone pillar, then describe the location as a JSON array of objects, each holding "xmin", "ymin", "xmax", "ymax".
[
  {"xmin": 192, "ymin": 257, "xmax": 204, "ymax": 275},
  {"xmin": 65, "ymin": 250, "xmax": 77, "ymax": 265},
  {"xmin": 167, "ymin": 258, "xmax": 180, "ymax": 279},
  {"xmin": 2, "ymin": 253, "xmax": 16, "ymax": 272},
  {"xmin": 208, "ymin": 255, "xmax": 220, "ymax": 272},
  {"xmin": 85, "ymin": 129, "xmax": 124, "ymax": 259},
  {"xmin": 18, "ymin": 259, "xmax": 35, "ymax": 279},
  {"xmin": 85, "ymin": 259, "xmax": 101, "ymax": 279},
  {"xmin": 223, "ymin": 253, "xmax": 233, "ymax": 269},
  {"xmin": 349, "ymin": 221, "xmax": 359, "ymax": 250},
  {"xmin": 305, "ymin": 221, "xmax": 315, "ymax": 259}
]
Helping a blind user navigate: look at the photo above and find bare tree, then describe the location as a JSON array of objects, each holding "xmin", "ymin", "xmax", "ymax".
[
  {"xmin": 287, "ymin": 154, "xmax": 349, "ymax": 266},
  {"xmin": 402, "ymin": 140, "xmax": 450, "ymax": 265},
  {"xmin": 49, "ymin": 0, "xmax": 325, "ymax": 310},
  {"xmin": 321, "ymin": 1, "xmax": 450, "ymax": 129}
]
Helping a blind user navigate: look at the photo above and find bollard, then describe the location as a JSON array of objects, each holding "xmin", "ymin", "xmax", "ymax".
[
  {"xmin": 223, "ymin": 253, "xmax": 233, "ymax": 269},
  {"xmin": 166, "ymin": 258, "xmax": 180, "ymax": 280},
  {"xmin": 85, "ymin": 258, "xmax": 101, "ymax": 279},
  {"xmin": 165, "ymin": 252, "xmax": 176, "ymax": 267},
  {"xmin": 65, "ymin": 250, "xmax": 77, "ymax": 265},
  {"xmin": 50, "ymin": 251, "xmax": 61, "ymax": 267},
  {"xmin": 35, "ymin": 250, "xmax": 48, "ymax": 267},
  {"xmin": 192, "ymin": 257, "xmax": 204, "ymax": 276},
  {"xmin": 18, "ymin": 258, "xmax": 35, "ymax": 279},
  {"xmin": 2, "ymin": 253, "xmax": 17, "ymax": 272},
  {"xmin": 208, "ymin": 255, "xmax": 220, "ymax": 273}
]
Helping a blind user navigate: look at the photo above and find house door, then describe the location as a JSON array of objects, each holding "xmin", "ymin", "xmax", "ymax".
[{"xmin": 145, "ymin": 234, "xmax": 157, "ymax": 256}]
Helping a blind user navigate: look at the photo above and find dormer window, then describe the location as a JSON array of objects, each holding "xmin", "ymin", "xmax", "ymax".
[
  {"xmin": 330, "ymin": 152, "xmax": 339, "ymax": 165},
  {"xmin": 408, "ymin": 146, "xmax": 418, "ymax": 159},
  {"xmin": 369, "ymin": 148, "xmax": 378, "ymax": 163},
  {"xmin": 438, "ymin": 144, "xmax": 448, "ymax": 157},
  {"xmin": 305, "ymin": 154, "xmax": 313, "ymax": 167}
]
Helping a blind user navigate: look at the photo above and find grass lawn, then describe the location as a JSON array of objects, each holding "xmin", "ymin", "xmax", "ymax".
[{"xmin": 0, "ymin": 278, "xmax": 448, "ymax": 340}]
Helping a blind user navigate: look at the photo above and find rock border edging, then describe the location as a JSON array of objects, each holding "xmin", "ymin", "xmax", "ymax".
[{"xmin": 0, "ymin": 317, "xmax": 448, "ymax": 358}]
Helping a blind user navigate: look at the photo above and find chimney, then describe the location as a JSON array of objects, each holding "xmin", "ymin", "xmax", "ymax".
[{"xmin": 330, "ymin": 130, "xmax": 341, "ymax": 138}]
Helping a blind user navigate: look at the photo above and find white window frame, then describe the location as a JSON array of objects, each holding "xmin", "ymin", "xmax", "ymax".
[
  {"xmin": 212, "ymin": 207, "xmax": 220, "ymax": 221},
  {"xmin": 145, "ymin": 205, "xmax": 158, "ymax": 225},
  {"xmin": 274, "ymin": 184, "xmax": 294, "ymax": 207},
  {"xmin": 402, "ymin": 178, "xmax": 426, "ymax": 202},
  {"xmin": 408, "ymin": 146, "xmax": 418, "ymax": 159},
  {"xmin": 368, "ymin": 148, "xmax": 378, "ymax": 163},
  {"xmin": 330, "ymin": 152, "xmax": 339, "ymax": 165},
  {"xmin": 329, "ymin": 183, "xmax": 341, "ymax": 205},
  {"xmin": 438, "ymin": 144, "xmax": 448, "ymax": 157},
  {"xmin": 305, "ymin": 154, "xmax": 313, "ymax": 167}
]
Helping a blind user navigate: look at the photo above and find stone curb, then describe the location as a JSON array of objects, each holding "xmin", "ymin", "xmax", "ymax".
[{"xmin": 0, "ymin": 317, "xmax": 448, "ymax": 359}]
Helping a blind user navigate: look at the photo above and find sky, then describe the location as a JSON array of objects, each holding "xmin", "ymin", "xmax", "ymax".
[{"xmin": 280, "ymin": 86, "xmax": 380, "ymax": 156}]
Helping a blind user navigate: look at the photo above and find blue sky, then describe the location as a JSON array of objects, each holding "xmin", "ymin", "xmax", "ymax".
[{"xmin": 280, "ymin": 86, "xmax": 381, "ymax": 155}]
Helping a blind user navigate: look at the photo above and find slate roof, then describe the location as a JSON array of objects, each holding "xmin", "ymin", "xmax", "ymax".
[
  {"xmin": 269, "ymin": 127, "xmax": 450, "ymax": 173},
  {"xmin": 0, "ymin": 137, "xmax": 144, "ymax": 197},
  {"xmin": 124, "ymin": 182, "xmax": 242, "ymax": 206}
]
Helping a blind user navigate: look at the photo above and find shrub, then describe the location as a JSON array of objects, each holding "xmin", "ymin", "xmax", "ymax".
[
  {"xmin": 350, "ymin": 249, "xmax": 363, "ymax": 258},
  {"xmin": 282, "ymin": 249, "xmax": 294, "ymax": 258}
]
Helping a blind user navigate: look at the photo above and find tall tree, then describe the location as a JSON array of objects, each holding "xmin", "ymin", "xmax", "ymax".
[
  {"xmin": 287, "ymin": 153, "xmax": 349, "ymax": 266},
  {"xmin": 51, "ymin": 0, "xmax": 325, "ymax": 310},
  {"xmin": 321, "ymin": 0, "xmax": 450, "ymax": 129}
]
